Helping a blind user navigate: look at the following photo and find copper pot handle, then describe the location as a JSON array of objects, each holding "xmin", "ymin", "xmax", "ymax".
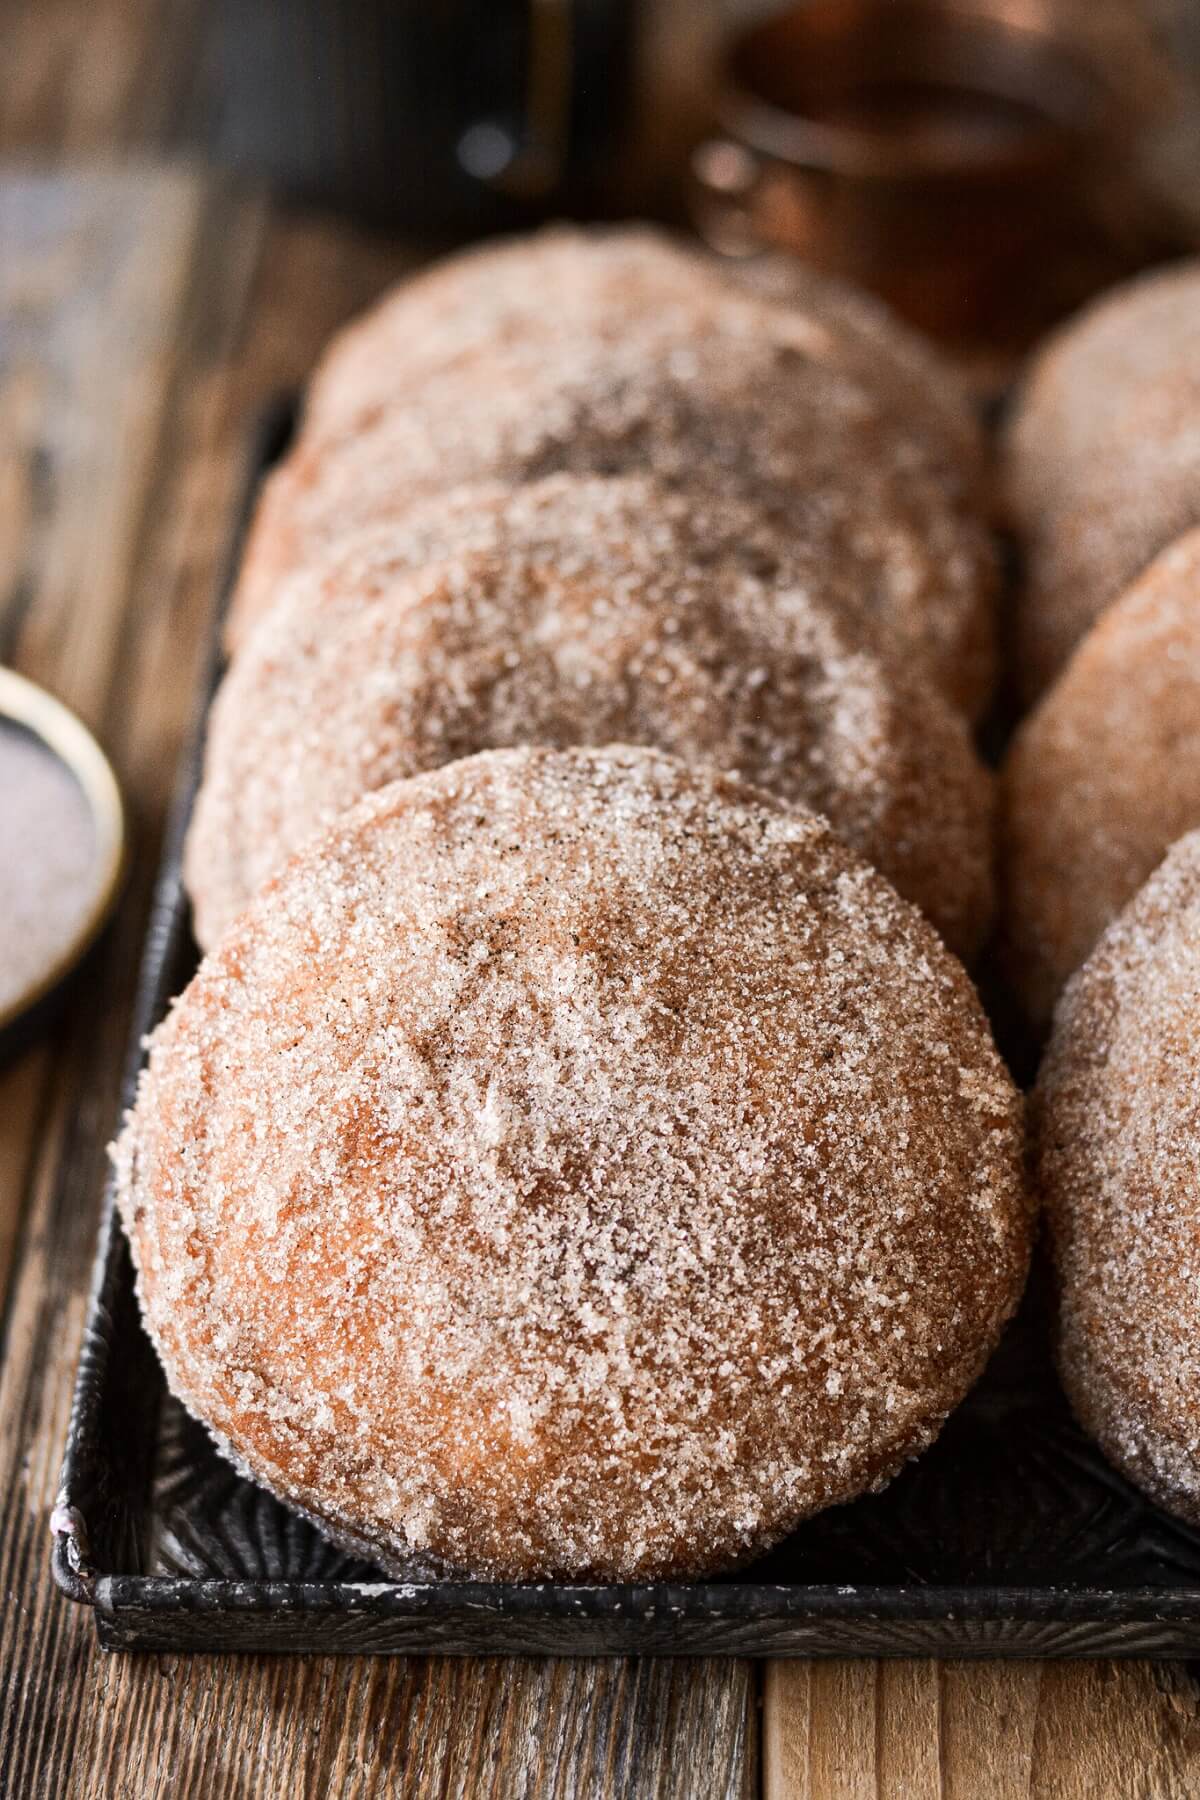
[{"xmin": 689, "ymin": 136, "xmax": 838, "ymax": 259}]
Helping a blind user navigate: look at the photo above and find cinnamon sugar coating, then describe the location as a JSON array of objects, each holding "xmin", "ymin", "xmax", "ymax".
[
  {"xmin": 728, "ymin": 250, "xmax": 983, "ymax": 479},
  {"xmin": 1004, "ymin": 260, "xmax": 1200, "ymax": 700},
  {"xmin": 1035, "ymin": 829, "xmax": 1200, "ymax": 1524},
  {"xmin": 229, "ymin": 234, "xmax": 995, "ymax": 716},
  {"xmin": 1000, "ymin": 528, "xmax": 1200, "ymax": 1029},
  {"xmin": 300, "ymin": 226, "xmax": 983, "ymax": 481},
  {"xmin": 186, "ymin": 475, "xmax": 993, "ymax": 956},
  {"xmin": 119, "ymin": 747, "xmax": 1030, "ymax": 1582},
  {"xmin": 298, "ymin": 226, "xmax": 734, "ymax": 449}
]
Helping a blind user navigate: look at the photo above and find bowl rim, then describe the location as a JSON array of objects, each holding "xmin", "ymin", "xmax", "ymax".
[
  {"xmin": 717, "ymin": 1, "xmax": 1120, "ymax": 183},
  {"xmin": 0, "ymin": 667, "xmax": 127, "ymax": 1038}
]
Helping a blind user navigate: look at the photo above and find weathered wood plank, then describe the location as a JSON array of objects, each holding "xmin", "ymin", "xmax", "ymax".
[
  {"xmin": 0, "ymin": 1050, "xmax": 48, "ymax": 1300},
  {"xmin": 0, "ymin": 0, "xmax": 204, "ymax": 155},
  {"xmin": 763, "ymin": 1658, "xmax": 1200, "ymax": 1798},
  {"xmin": 66, "ymin": 1655, "xmax": 756, "ymax": 1800}
]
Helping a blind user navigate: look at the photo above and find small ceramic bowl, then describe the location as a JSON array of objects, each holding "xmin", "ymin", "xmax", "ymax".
[{"xmin": 0, "ymin": 669, "xmax": 126, "ymax": 1060}]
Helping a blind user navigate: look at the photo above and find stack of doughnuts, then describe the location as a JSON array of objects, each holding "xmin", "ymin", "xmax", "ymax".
[
  {"xmin": 1002, "ymin": 258, "xmax": 1200, "ymax": 1527},
  {"xmin": 229, "ymin": 230, "xmax": 998, "ymax": 719},
  {"xmin": 115, "ymin": 227, "xmax": 1036, "ymax": 1582}
]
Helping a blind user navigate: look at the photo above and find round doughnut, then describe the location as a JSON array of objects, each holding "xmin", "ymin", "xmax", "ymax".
[
  {"xmin": 231, "ymin": 286, "xmax": 996, "ymax": 716},
  {"xmin": 187, "ymin": 475, "xmax": 994, "ymax": 956},
  {"xmin": 299, "ymin": 225, "xmax": 983, "ymax": 482},
  {"xmin": 999, "ymin": 528, "xmax": 1200, "ymax": 1030},
  {"xmin": 1035, "ymin": 827, "xmax": 1200, "ymax": 1524},
  {"xmin": 1004, "ymin": 260, "xmax": 1200, "ymax": 700},
  {"xmin": 120, "ymin": 745, "xmax": 1031, "ymax": 1582}
]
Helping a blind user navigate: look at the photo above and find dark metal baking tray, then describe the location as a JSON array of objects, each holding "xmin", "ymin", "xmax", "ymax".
[{"xmin": 52, "ymin": 403, "xmax": 1200, "ymax": 1656}]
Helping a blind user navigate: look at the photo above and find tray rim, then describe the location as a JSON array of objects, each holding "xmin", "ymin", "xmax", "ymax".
[{"xmin": 49, "ymin": 397, "xmax": 1200, "ymax": 1656}]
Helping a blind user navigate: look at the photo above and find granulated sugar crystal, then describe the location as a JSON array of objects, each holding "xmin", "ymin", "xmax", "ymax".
[{"xmin": 0, "ymin": 725, "xmax": 98, "ymax": 1014}]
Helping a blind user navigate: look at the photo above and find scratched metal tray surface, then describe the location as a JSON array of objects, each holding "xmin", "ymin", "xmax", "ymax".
[{"xmin": 52, "ymin": 405, "xmax": 1200, "ymax": 1656}]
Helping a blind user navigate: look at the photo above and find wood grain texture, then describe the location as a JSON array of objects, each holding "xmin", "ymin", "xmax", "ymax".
[
  {"xmin": 67, "ymin": 1655, "xmax": 757, "ymax": 1800},
  {"xmin": 0, "ymin": 0, "xmax": 204, "ymax": 155},
  {"xmin": 764, "ymin": 1659, "xmax": 1200, "ymax": 1797}
]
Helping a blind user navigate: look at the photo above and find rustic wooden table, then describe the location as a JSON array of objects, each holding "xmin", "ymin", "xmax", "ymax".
[{"xmin": 3, "ymin": 2, "xmax": 1200, "ymax": 1778}]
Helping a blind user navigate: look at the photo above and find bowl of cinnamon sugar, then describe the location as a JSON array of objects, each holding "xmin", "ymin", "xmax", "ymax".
[{"xmin": 0, "ymin": 668, "xmax": 125, "ymax": 1059}]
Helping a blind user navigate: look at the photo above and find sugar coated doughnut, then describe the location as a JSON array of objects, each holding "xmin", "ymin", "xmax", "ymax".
[
  {"xmin": 1000, "ymin": 528, "xmax": 1200, "ymax": 1028},
  {"xmin": 119, "ymin": 747, "xmax": 1030, "ymax": 1582},
  {"xmin": 230, "ymin": 251, "xmax": 995, "ymax": 715},
  {"xmin": 1004, "ymin": 260, "xmax": 1200, "ymax": 700},
  {"xmin": 1035, "ymin": 829, "xmax": 1200, "ymax": 1522},
  {"xmin": 187, "ymin": 476, "xmax": 993, "ymax": 955},
  {"xmin": 300, "ymin": 226, "xmax": 982, "ymax": 483}
]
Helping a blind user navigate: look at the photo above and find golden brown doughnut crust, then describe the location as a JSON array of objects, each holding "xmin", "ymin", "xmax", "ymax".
[
  {"xmin": 999, "ymin": 528, "xmax": 1200, "ymax": 1029},
  {"xmin": 1004, "ymin": 260, "xmax": 1200, "ymax": 701},
  {"xmin": 187, "ymin": 475, "xmax": 994, "ymax": 957},
  {"xmin": 1035, "ymin": 829, "xmax": 1200, "ymax": 1524},
  {"xmin": 229, "ymin": 234, "xmax": 996, "ymax": 716},
  {"xmin": 119, "ymin": 746, "xmax": 1030, "ymax": 1582}
]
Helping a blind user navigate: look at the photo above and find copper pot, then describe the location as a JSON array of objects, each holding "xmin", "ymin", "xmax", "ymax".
[{"xmin": 691, "ymin": 0, "xmax": 1143, "ymax": 345}]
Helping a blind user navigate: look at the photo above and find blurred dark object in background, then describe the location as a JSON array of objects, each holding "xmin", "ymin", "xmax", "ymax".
[
  {"xmin": 692, "ymin": 0, "xmax": 1192, "ymax": 349},
  {"xmin": 202, "ymin": 0, "xmax": 708, "ymax": 232}
]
